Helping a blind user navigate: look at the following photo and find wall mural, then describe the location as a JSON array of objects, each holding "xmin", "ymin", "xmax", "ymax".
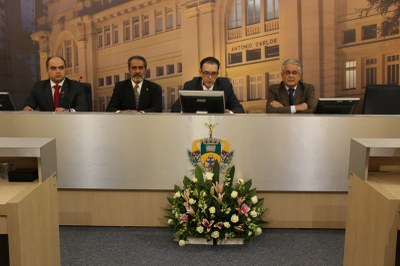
[{"xmin": 0, "ymin": 0, "xmax": 398, "ymax": 111}]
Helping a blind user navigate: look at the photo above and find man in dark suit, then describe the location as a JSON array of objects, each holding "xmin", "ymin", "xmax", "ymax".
[
  {"xmin": 106, "ymin": 55, "xmax": 162, "ymax": 113},
  {"xmin": 23, "ymin": 56, "xmax": 88, "ymax": 112},
  {"xmin": 171, "ymin": 57, "xmax": 244, "ymax": 113},
  {"xmin": 266, "ymin": 59, "xmax": 316, "ymax": 114}
]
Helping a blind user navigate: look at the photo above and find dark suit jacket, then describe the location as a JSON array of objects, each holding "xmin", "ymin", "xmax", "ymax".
[
  {"xmin": 171, "ymin": 77, "xmax": 244, "ymax": 113},
  {"xmin": 24, "ymin": 78, "xmax": 88, "ymax": 111},
  {"xmin": 106, "ymin": 79, "xmax": 162, "ymax": 112},
  {"xmin": 266, "ymin": 81, "xmax": 316, "ymax": 113}
]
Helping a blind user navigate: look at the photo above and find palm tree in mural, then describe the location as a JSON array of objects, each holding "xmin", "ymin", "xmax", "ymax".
[{"xmin": 359, "ymin": 0, "xmax": 400, "ymax": 36}]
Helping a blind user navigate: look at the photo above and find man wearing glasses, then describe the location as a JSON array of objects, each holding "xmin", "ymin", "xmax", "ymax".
[
  {"xmin": 171, "ymin": 56, "xmax": 244, "ymax": 113},
  {"xmin": 266, "ymin": 59, "xmax": 316, "ymax": 113}
]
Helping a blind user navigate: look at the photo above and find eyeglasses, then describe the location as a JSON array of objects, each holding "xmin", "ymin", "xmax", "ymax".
[
  {"xmin": 283, "ymin": 70, "xmax": 300, "ymax": 76},
  {"xmin": 202, "ymin": 71, "xmax": 219, "ymax": 78}
]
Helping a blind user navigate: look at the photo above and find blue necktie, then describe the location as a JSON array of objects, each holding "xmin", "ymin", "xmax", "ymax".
[{"xmin": 288, "ymin": 88, "xmax": 295, "ymax": 106}]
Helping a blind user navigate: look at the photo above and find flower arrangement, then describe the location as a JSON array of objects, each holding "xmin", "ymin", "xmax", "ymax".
[{"xmin": 166, "ymin": 163, "xmax": 267, "ymax": 246}]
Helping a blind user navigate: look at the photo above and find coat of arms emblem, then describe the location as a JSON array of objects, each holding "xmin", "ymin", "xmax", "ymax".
[{"xmin": 187, "ymin": 123, "xmax": 233, "ymax": 171}]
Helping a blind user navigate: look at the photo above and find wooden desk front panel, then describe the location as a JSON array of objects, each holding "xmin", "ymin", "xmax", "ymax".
[
  {"xmin": 5, "ymin": 176, "xmax": 60, "ymax": 266},
  {"xmin": 344, "ymin": 173, "xmax": 400, "ymax": 266}
]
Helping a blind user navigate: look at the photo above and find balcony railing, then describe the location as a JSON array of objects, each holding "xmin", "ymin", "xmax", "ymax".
[
  {"xmin": 265, "ymin": 19, "xmax": 279, "ymax": 32},
  {"xmin": 227, "ymin": 28, "xmax": 242, "ymax": 40},
  {"xmin": 246, "ymin": 24, "xmax": 261, "ymax": 36}
]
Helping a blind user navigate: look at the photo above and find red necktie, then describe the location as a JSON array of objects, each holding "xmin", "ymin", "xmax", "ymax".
[{"xmin": 53, "ymin": 84, "xmax": 60, "ymax": 110}]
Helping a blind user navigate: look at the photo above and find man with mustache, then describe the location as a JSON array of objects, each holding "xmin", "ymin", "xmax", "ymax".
[
  {"xmin": 23, "ymin": 56, "xmax": 88, "ymax": 112},
  {"xmin": 106, "ymin": 55, "xmax": 162, "ymax": 112},
  {"xmin": 266, "ymin": 59, "xmax": 316, "ymax": 113}
]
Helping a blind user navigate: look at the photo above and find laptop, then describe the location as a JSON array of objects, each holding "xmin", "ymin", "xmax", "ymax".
[{"xmin": 0, "ymin": 92, "xmax": 16, "ymax": 111}]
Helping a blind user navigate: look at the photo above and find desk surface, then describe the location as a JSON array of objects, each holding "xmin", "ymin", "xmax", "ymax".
[
  {"xmin": 366, "ymin": 172, "xmax": 400, "ymax": 199},
  {"xmin": 2, "ymin": 112, "xmax": 400, "ymax": 191},
  {"xmin": 0, "ymin": 180, "xmax": 37, "ymax": 205}
]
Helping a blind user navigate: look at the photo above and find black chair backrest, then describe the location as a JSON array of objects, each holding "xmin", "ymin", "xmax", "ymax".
[
  {"xmin": 363, "ymin": 84, "xmax": 400, "ymax": 114},
  {"xmin": 81, "ymin": 83, "xmax": 92, "ymax": 111}
]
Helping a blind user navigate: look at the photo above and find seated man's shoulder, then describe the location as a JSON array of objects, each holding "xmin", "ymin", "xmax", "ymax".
[
  {"xmin": 145, "ymin": 79, "xmax": 162, "ymax": 90},
  {"xmin": 217, "ymin": 77, "xmax": 230, "ymax": 83},
  {"xmin": 299, "ymin": 81, "xmax": 315, "ymax": 89},
  {"xmin": 267, "ymin": 83, "xmax": 282, "ymax": 93}
]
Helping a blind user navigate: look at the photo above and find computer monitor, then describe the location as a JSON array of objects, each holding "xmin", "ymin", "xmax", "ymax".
[
  {"xmin": 179, "ymin": 90, "xmax": 225, "ymax": 114},
  {"xmin": 363, "ymin": 84, "xmax": 400, "ymax": 114},
  {"xmin": 314, "ymin": 98, "xmax": 360, "ymax": 114},
  {"xmin": 0, "ymin": 92, "xmax": 16, "ymax": 111}
]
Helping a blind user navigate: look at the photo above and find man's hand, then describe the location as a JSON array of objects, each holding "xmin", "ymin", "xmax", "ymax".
[
  {"xmin": 294, "ymin": 103, "xmax": 308, "ymax": 112},
  {"xmin": 55, "ymin": 107, "xmax": 67, "ymax": 112},
  {"xmin": 23, "ymin": 106, "xmax": 33, "ymax": 111},
  {"xmin": 269, "ymin": 100, "xmax": 284, "ymax": 108}
]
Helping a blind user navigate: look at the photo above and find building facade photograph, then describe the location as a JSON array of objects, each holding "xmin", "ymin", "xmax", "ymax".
[{"xmin": 29, "ymin": 0, "xmax": 399, "ymax": 112}]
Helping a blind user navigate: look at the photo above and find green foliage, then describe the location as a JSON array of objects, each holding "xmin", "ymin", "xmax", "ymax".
[
  {"xmin": 359, "ymin": 0, "xmax": 400, "ymax": 36},
  {"xmin": 166, "ymin": 164, "xmax": 268, "ymax": 245}
]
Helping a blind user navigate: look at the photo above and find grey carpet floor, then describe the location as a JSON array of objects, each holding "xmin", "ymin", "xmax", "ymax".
[{"xmin": 60, "ymin": 226, "xmax": 344, "ymax": 266}]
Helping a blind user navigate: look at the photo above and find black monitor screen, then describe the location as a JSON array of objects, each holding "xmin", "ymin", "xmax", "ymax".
[
  {"xmin": 0, "ymin": 92, "xmax": 16, "ymax": 111},
  {"xmin": 314, "ymin": 98, "xmax": 360, "ymax": 114},
  {"xmin": 180, "ymin": 90, "xmax": 225, "ymax": 114},
  {"xmin": 364, "ymin": 84, "xmax": 400, "ymax": 114}
]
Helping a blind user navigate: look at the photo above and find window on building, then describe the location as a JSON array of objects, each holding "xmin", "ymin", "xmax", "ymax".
[
  {"xmin": 143, "ymin": 15, "xmax": 150, "ymax": 36},
  {"xmin": 232, "ymin": 78, "xmax": 244, "ymax": 101},
  {"xmin": 57, "ymin": 39, "xmax": 78, "ymax": 74},
  {"xmin": 114, "ymin": 75, "xmax": 120, "ymax": 84},
  {"xmin": 386, "ymin": 54, "xmax": 400, "ymax": 85},
  {"xmin": 265, "ymin": 45, "xmax": 279, "ymax": 58},
  {"xmin": 176, "ymin": 7, "xmax": 182, "ymax": 28},
  {"xmin": 123, "ymin": 20, "xmax": 131, "ymax": 41},
  {"xmin": 156, "ymin": 66, "xmax": 164, "ymax": 77},
  {"xmin": 98, "ymin": 96, "xmax": 105, "ymax": 112},
  {"xmin": 343, "ymin": 29, "xmax": 356, "ymax": 44},
  {"xmin": 247, "ymin": 0, "xmax": 260, "ymax": 25},
  {"xmin": 97, "ymin": 28, "xmax": 103, "ymax": 48},
  {"xmin": 132, "ymin": 16, "xmax": 140, "ymax": 39},
  {"xmin": 112, "ymin": 24, "xmax": 119, "ymax": 44},
  {"xmin": 249, "ymin": 74, "xmax": 262, "ymax": 100},
  {"xmin": 155, "ymin": 10, "xmax": 163, "ymax": 33},
  {"xmin": 229, "ymin": 52, "xmax": 243, "ymax": 64},
  {"xmin": 105, "ymin": 76, "xmax": 112, "ymax": 85},
  {"xmin": 162, "ymin": 88, "xmax": 165, "ymax": 110},
  {"xmin": 265, "ymin": 0, "xmax": 279, "ymax": 20},
  {"xmin": 166, "ymin": 7, "xmax": 173, "ymax": 30},
  {"xmin": 345, "ymin": 60, "xmax": 357, "ymax": 89},
  {"xmin": 65, "ymin": 40, "xmax": 73, "ymax": 68},
  {"xmin": 167, "ymin": 64, "xmax": 175, "ymax": 75},
  {"xmin": 365, "ymin": 58, "xmax": 377, "ymax": 86},
  {"xmin": 104, "ymin": 26, "xmax": 111, "ymax": 47},
  {"xmin": 98, "ymin": 77, "xmax": 105, "ymax": 87},
  {"xmin": 362, "ymin": 24, "xmax": 377, "ymax": 40},
  {"xmin": 169, "ymin": 87, "xmax": 176, "ymax": 109},
  {"xmin": 229, "ymin": 0, "xmax": 242, "ymax": 29},
  {"xmin": 246, "ymin": 48, "xmax": 261, "ymax": 61},
  {"xmin": 177, "ymin": 62, "xmax": 182, "ymax": 73}
]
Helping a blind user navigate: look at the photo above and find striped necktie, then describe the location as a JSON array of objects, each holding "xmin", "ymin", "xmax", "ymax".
[{"xmin": 133, "ymin": 84, "xmax": 140, "ymax": 110}]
